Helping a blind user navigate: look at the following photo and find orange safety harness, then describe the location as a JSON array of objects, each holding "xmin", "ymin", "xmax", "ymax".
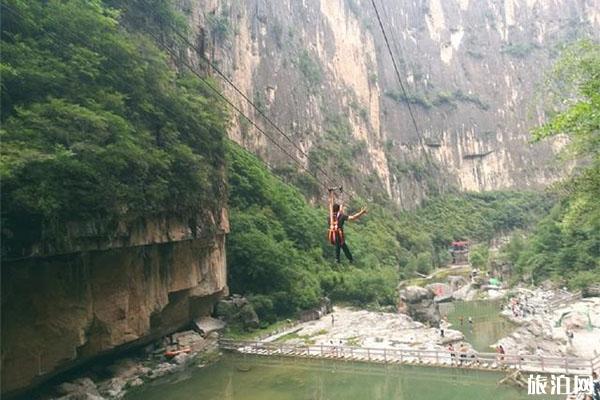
[{"xmin": 327, "ymin": 187, "xmax": 344, "ymax": 246}]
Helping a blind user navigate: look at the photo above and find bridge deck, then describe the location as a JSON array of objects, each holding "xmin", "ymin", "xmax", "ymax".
[{"xmin": 220, "ymin": 339, "xmax": 598, "ymax": 376}]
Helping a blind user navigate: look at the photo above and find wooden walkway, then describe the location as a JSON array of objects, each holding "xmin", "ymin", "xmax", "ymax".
[{"xmin": 220, "ymin": 339, "xmax": 599, "ymax": 376}]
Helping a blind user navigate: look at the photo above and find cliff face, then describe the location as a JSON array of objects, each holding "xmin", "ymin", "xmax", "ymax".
[
  {"xmin": 184, "ymin": 0, "xmax": 598, "ymax": 206},
  {"xmin": 1, "ymin": 211, "xmax": 229, "ymax": 395}
]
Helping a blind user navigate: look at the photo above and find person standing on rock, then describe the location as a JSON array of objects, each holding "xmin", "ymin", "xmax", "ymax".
[
  {"xmin": 496, "ymin": 344, "xmax": 505, "ymax": 362},
  {"xmin": 327, "ymin": 188, "xmax": 367, "ymax": 263},
  {"xmin": 592, "ymin": 371, "xmax": 599, "ymax": 400},
  {"xmin": 459, "ymin": 343, "xmax": 468, "ymax": 366},
  {"xmin": 447, "ymin": 343, "xmax": 456, "ymax": 364},
  {"xmin": 566, "ymin": 329, "xmax": 574, "ymax": 346},
  {"xmin": 440, "ymin": 316, "xmax": 448, "ymax": 337}
]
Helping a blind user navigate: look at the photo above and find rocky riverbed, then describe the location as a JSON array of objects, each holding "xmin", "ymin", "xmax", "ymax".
[
  {"xmin": 495, "ymin": 288, "xmax": 600, "ymax": 358},
  {"xmin": 43, "ymin": 287, "xmax": 600, "ymax": 400},
  {"xmin": 45, "ymin": 330, "xmax": 220, "ymax": 400},
  {"xmin": 267, "ymin": 306, "xmax": 466, "ymax": 352}
]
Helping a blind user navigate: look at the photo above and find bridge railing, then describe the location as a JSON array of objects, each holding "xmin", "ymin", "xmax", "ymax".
[{"xmin": 219, "ymin": 339, "xmax": 594, "ymax": 375}]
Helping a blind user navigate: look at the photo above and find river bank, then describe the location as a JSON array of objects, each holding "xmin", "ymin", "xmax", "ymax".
[
  {"xmin": 495, "ymin": 288, "xmax": 600, "ymax": 359},
  {"xmin": 40, "ymin": 287, "xmax": 600, "ymax": 400},
  {"xmin": 265, "ymin": 306, "xmax": 467, "ymax": 352},
  {"xmin": 39, "ymin": 331, "xmax": 220, "ymax": 400}
]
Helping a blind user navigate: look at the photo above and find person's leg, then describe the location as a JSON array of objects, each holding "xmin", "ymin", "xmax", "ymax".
[
  {"xmin": 341, "ymin": 243, "xmax": 353, "ymax": 262},
  {"xmin": 335, "ymin": 236, "xmax": 342, "ymax": 263}
]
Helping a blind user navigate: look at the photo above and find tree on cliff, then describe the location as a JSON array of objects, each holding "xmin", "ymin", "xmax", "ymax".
[
  {"xmin": 1, "ymin": 0, "xmax": 227, "ymax": 256},
  {"xmin": 506, "ymin": 40, "xmax": 600, "ymax": 287}
]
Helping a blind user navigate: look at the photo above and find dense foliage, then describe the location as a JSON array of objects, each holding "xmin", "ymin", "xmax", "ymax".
[
  {"xmin": 1, "ymin": 0, "xmax": 227, "ymax": 255},
  {"xmin": 1, "ymin": 0, "xmax": 574, "ymax": 326},
  {"xmin": 500, "ymin": 40, "xmax": 600, "ymax": 288},
  {"xmin": 227, "ymin": 142, "xmax": 551, "ymax": 323}
]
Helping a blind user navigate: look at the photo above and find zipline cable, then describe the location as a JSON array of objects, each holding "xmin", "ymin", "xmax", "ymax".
[
  {"xmin": 0, "ymin": 1, "xmax": 332, "ymax": 191},
  {"xmin": 134, "ymin": 0, "xmax": 338, "ymax": 188},
  {"xmin": 3, "ymin": 2, "xmax": 363, "ymax": 204},
  {"xmin": 147, "ymin": 30, "xmax": 332, "ymax": 189},
  {"xmin": 370, "ymin": 0, "xmax": 424, "ymax": 144}
]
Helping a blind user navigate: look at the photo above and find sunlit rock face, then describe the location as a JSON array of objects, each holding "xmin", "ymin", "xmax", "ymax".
[
  {"xmin": 1, "ymin": 211, "xmax": 229, "ymax": 395},
  {"xmin": 183, "ymin": 0, "xmax": 598, "ymax": 207}
]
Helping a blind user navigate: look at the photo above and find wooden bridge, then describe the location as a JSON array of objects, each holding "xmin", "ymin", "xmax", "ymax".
[{"xmin": 220, "ymin": 339, "xmax": 600, "ymax": 376}]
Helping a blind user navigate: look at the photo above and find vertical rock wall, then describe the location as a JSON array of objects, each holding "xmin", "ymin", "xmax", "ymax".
[
  {"xmin": 1, "ymin": 211, "xmax": 229, "ymax": 395},
  {"xmin": 183, "ymin": 0, "xmax": 599, "ymax": 206}
]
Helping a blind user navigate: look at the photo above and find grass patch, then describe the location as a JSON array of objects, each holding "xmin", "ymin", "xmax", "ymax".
[
  {"xmin": 221, "ymin": 319, "xmax": 293, "ymax": 340},
  {"xmin": 275, "ymin": 331, "xmax": 316, "ymax": 345}
]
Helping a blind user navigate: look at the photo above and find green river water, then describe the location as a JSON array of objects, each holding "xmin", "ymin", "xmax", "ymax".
[
  {"xmin": 125, "ymin": 300, "xmax": 542, "ymax": 400},
  {"xmin": 444, "ymin": 299, "xmax": 515, "ymax": 352},
  {"xmin": 125, "ymin": 354, "xmax": 556, "ymax": 400}
]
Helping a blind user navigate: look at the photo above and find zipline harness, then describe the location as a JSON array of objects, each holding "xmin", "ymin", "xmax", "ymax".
[{"xmin": 327, "ymin": 187, "xmax": 345, "ymax": 246}]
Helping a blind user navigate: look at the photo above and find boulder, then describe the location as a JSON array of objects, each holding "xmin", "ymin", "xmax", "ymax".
[
  {"xmin": 239, "ymin": 304, "xmax": 259, "ymax": 329},
  {"xmin": 148, "ymin": 363, "xmax": 176, "ymax": 379},
  {"xmin": 452, "ymin": 284, "xmax": 477, "ymax": 301},
  {"xmin": 56, "ymin": 394, "xmax": 106, "ymax": 400},
  {"xmin": 448, "ymin": 276, "xmax": 468, "ymax": 291},
  {"xmin": 55, "ymin": 378, "xmax": 101, "ymax": 399},
  {"xmin": 400, "ymin": 286, "xmax": 432, "ymax": 303},
  {"xmin": 194, "ymin": 317, "xmax": 226, "ymax": 337},
  {"xmin": 97, "ymin": 377, "xmax": 126, "ymax": 399},
  {"xmin": 583, "ymin": 284, "xmax": 600, "ymax": 297},
  {"xmin": 172, "ymin": 353, "xmax": 189, "ymax": 365},
  {"xmin": 173, "ymin": 330, "xmax": 206, "ymax": 350},
  {"xmin": 106, "ymin": 359, "xmax": 141, "ymax": 380},
  {"xmin": 56, "ymin": 382, "xmax": 84, "ymax": 396},
  {"xmin": 297, "ymin": 297, "xmax": 333, "ymax": 322},
  {"xmin": 398, "ymin": 286, "xmax": 440, "ymax": 326},
  {"xmin": 215, "ymin": 299, "xmax": 237, "ymax": 320},
  {"xmin": 215, "ymin": 295, "xmax": 260, "ymax": 330},
  {"xmin": 129, "ymin": 378, "xmax": 144, "ymax": 388}
]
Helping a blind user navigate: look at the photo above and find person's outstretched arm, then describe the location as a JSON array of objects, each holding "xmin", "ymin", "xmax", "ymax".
[{"xmin": 348, "ymin": 207, "xmax": 367, "ymax": 221}]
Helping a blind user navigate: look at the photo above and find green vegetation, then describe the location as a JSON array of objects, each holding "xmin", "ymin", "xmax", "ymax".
[
  {"xmin": 227, "ymin": 142, "xmax": 400, "ymax": 319},
  {"xmin": 308, "ymin": 114, "xmax": 366, "ymax": 180},
  {"xmin": 297, "ymin": 50, "xmax": 323, "ymax": 87},
  {"xmin": 385, "ymin": 89, "xmax": 489, "ymax": 111},
  {"xmin": 3, "ymin": 0, "xmax": 584, "ymax": 333},
  {"xmin": 368, "ymin": 73, "xmax": 378, "ymax": 84},
  {"xmin": 469, "ymin": 244, "xmax": 490, "ymax": 269},
  {"xmin": 222, "ymin": 319, "xmax": 292, "ymax": 340},
  {"xmin": 385, "ymin": 90, "xmax": 432, "ymax": 109},
  {"xmin": 228, "ymin": 139, "xmax": 552, "ymax": 321},
  {"xmin": 450, "ymin": 90, "xmax": 490, "ymax": 110},
  {"xmin": 500, "ymin": 40, "xmax": 600, "ymax": 289},
  {"xmin": 1, "ymin": 0, "xmax": 227, "ymax": 255},
  {"xmin": 271, "ymin": 21, "xmax": 283, "ymax": 49},
  {"xmin": 350, "ymin": 100, "xmax": 369, "ymax": 123},
  {"xmin": 207, "ymin": 8, "xmax": 231, "ymax": 42}
]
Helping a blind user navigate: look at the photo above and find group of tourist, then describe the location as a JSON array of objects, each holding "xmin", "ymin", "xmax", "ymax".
[
  {"xmin": 446, "ymin": 343, "xmax": 477, "ymax": 366},
  {"xmin": 508, "ymin": 296, "xmax": 536, "ymax": 318}
]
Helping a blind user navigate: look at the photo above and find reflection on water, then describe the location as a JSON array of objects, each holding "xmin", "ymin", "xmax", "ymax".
[
  {"xmin": 444, "ymin": 299, "xmax": 515, "ymax": 352},
  {"xmin": 125, "ymin": 354, "xmax": 553, "ymax": 400}
]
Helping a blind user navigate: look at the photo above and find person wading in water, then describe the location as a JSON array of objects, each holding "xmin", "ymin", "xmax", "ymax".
[{"xmin": 327, "ymin": 188, "xmax": 367, "ymax": 263}]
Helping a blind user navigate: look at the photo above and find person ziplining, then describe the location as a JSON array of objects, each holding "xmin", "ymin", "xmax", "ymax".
[{"xmin": 327, "ymin": 187, "xmax": 367, "ymax": 263}]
